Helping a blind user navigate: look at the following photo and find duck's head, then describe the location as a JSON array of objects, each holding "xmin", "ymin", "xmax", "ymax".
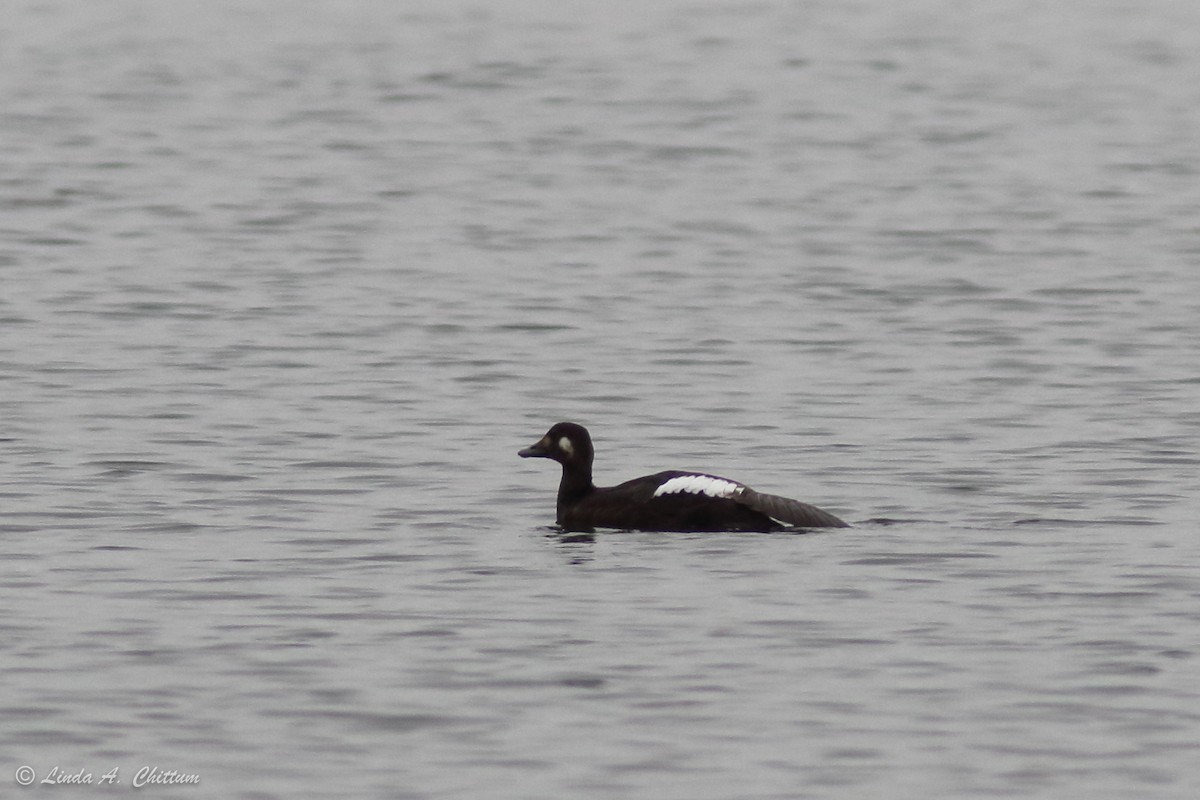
[{"xmin": 519, "ymin": 422, "xmax": 594, "ymax": 468}]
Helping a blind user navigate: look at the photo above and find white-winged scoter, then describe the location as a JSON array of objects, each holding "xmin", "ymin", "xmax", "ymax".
[{"xmin": 519, "ymin": 422, "xmax": 848, "ymax": 532}]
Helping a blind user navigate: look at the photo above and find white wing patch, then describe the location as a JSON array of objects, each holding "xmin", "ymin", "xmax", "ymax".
[{"xmin": 653, "ymin": 474, "xmax": 743, "ymax": 499}]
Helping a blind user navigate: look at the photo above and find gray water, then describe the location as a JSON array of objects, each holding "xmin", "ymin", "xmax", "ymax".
[{"xmin": 3, "ymin": 0, "xmax": 1199, "ymax": 797}]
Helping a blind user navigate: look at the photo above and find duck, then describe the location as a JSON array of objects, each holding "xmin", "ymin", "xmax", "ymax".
[{"xmin": 518, "ymin": 422, "xmax": 848, "ymax": 532}]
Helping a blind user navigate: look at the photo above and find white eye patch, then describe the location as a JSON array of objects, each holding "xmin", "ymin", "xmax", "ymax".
[
  {"xmin": 653, "ymin": 474, "xmax": 742, "ymax": 499},
  {"xmin": 558, "ymin": 436, "xmax": 574, "ymax": 456}
]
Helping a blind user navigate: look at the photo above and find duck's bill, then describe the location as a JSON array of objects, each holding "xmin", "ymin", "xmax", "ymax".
[{"xmin": 518, "ymin": 437, "xmax": 551, "ymax": 458}]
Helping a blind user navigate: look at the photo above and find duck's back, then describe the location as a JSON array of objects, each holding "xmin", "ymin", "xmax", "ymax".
[{"xmin": 561, "ymin": 471, "xmax": 782, "ymax": 532}]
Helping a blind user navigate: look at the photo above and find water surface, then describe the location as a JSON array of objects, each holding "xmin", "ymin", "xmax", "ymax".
[{"xmin": 2, "ymin": 1, "xmax": 1199, "ymax": 797}]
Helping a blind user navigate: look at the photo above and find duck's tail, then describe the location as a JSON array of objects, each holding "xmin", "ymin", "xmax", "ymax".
[{"xmin": 740, "ymin": 488, "xmax": 849, "ymax": 528}]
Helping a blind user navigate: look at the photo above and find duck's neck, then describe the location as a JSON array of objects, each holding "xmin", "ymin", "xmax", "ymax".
[{"xmin": 556, "ymin": 462, "xmax": 594, "ymax": 522}]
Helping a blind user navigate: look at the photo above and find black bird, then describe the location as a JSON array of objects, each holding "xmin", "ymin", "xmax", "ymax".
[{"xmin": 518, "ymin": 422, "xmax": 848, "ymax": 532}]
